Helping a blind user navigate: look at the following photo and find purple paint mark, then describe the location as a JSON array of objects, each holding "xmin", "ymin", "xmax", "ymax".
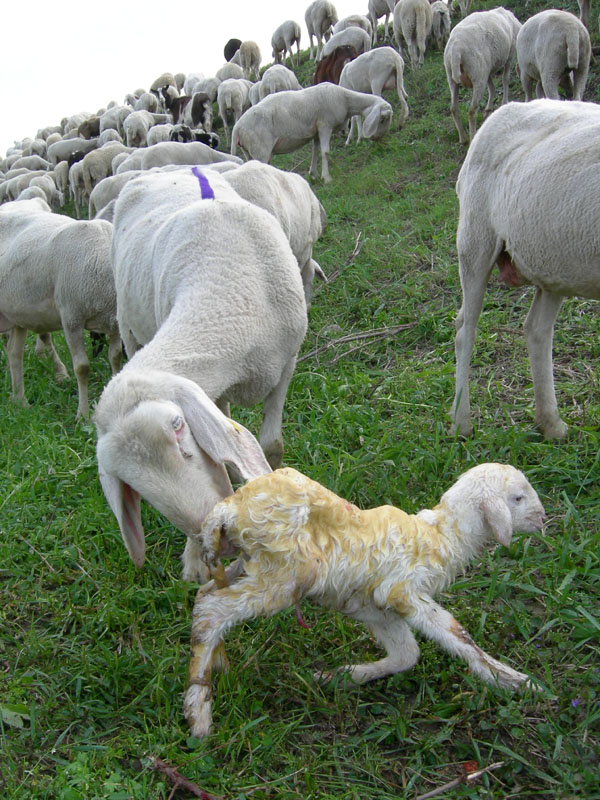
[{"xmin": 191, "ymin": 166, "xmax": 215, "ymax": 200}]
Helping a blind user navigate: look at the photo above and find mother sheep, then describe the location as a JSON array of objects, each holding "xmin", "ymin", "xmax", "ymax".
[
  {"xmin": 94, "ymin": 168, "xmax": 307, "ymax": 580},
  {"xmin": 450, "ymin": 99, "xmax": 600, "ymax": 440}
]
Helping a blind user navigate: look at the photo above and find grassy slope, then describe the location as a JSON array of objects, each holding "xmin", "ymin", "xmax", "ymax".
[{"xmin": 1, "ymin": 0, "xmax": 599, "ymax": 797}]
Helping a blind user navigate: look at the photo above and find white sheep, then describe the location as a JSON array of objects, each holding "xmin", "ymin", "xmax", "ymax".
[
  {"xmin": 88, "ymin": 170, "xmax": 140, "ymax": 218},
  {"xmin": 215, "ymin": 62, "xmax": 245, "ymax": 82},
  {"xmin": 217, "ymin": 79, "xmax": 253, "ymax": 145},
  {"xmin": 305, "ymin": 0, "xmax": 339, "ymax": 60},
  {"xmin": 249, "ymin": 81, "xmax": 262, "ymax": 105},
  {"xmin": 258, "ymin": 65, "xmax": 302, "ymax": 100},
  {"xmin": 123, "ymin": 110, "xmax": 170, "ymax": 148},
  {"xmin": 99, "ymin": 105, "xmax": 132, "ymax": 138},
  {"xmin": 443, "ymin": 7, "xmax": 521, "ymax": 145},
  {"xmin": 134, "ymin": 92, "xmax": 161, "ymax": 113},
  {"xmin": 334, "ymin": 14, "xmax": 373, "ymax": 39},
  {"xmin": 10, "ymin": 154, "xmax": 51, "ymax": 172},
  {"xmin": 81, "ymin": 143, "xmax": 131, "ymax": 200},
  {"xmin": 429, "ymin": 0, "xmax": 451, "ymax": 50},
  {"xmin": 185, "ymin": 463, "xmax": 545, "ymax": 737},
  {"xmin": 68, "ymin": 161, "xmax": 86, "ymax": 219},
  {"xmin": 146, "ymin": 123, "xmax": 174, "ymax": 146},
  {"xmin": 114, "ymin": 141, "xmax": 241, "ymax": 173},
  {"xmin": 47, "ymin": 137, "xmax": 98, "ymax": 166},
  {"xmin": 94, "ymin": 167, "xmax": 307, "ymax": 578},
  {"xmin": 339, "ymin": 46, "xmax": 409, "ymax": 141},
  {"xmin": 191, "ymin": 77, "xmax": 221, "ymax": 104},
  {"xmin": 271, "ymin": 20, "xmax": 302, "ymax": 67},
  {"xmin": 53, "ymin": 161, "xmax": 69, "ymax": 205},
  {"xmin": 516, "ymin": 10, "xmax": 591, "ymax": 102},
  {"xmin": 393, "ymin": 0, "xmax": 433, "ymax": 68},
  {"xmin": 98, "ymin": 129, "xmax": 123, "ymax": 146},
  {"xmin": 320, "ymin": 26, "xmax": 372, "ymax": 60},
  {"xmin": 368, "ymin": 0, "xmax": 398, "ymax": 43},
  {"xmin": 218, "ymin": 160, "xmax": 327, "ymax": 307},
  {"xmin": 4, "ymin": 170, "xmax": 47, "ymax": 202},
  {"xmin": 450, "ymin": 99, "xmax": 600, "ymax": 440},
  {"xmin": 29, "ymin": 173, "xmax": 64, "ymax": 209},
  {"xmin": 238, "ymin": 41, "xmax": 262, "ymax": 81},
  {"xmin": 231, "ymin": 84, "xmax": 392, "ymax": 183},
  {"xmin": 0, "ymin": 198, "xmax": 121, "ymax": 419}
]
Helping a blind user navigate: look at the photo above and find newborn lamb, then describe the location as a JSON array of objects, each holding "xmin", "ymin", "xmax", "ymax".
[{"xmin": 185, "ymin": 462, "xmax": 546, "ymax": 737}]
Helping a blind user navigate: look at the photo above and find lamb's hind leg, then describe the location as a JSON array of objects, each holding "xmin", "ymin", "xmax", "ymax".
[
  {"xmin": 184, "ymin": 575, "xmax": 299, "ymax": 738},
  {"xmin": 317, "ymin": 609, "xmax": 420, "ymax": 684},
  {"xmin": 405, "ymin": 597, "xmax": 537, "ymax": 691}
]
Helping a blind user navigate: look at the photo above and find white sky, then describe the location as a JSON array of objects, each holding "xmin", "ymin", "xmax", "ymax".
[{"xmin": 1, "ymin": 0, "xmax": 367, "ymax": 156}]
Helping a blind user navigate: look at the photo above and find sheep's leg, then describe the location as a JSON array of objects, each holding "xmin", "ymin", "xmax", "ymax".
[
  {"xmin": 344, "ymin": 115, "xmax": 359, "ymax": 146},
  {"xmin": 316, "ymin": 126, "xmax": 333, "ymax": 183},
  {"xmin": 184, "ymin": 576, "xmax": 298, "ymax": 738},
  {"xmin": 483, "ymin": 77, "xmax": 495, "ymax": 117},
  {"xmin": 571, "ymin": 64, "xmax": 588, "ymax": 101},
  {"xmin": 500, "ymin": 62, "xmax": 511, "ymax": 106},
  {"xmin": 405, "ymin": 597, "xmax": 536, "ymax": 691},
  {"xmin": 6, "ymin": 327, "xmax": 28, "ymax": 406},
  {"xmin": 468, "ymin": 80, "xmax": 488, "ymax": 141},
  {"xmin": 523, "ymin": 288, "xmax": 567, "ymax": 440},
  {"xmin": 521, "ymin": 72, "xmax": 535, "ymax": 102},
  {"xmin": 36, "ymin": 333, "xmax": 69, "ymax": 383},
  {"xmin": 316, "ymin": 609, "xmax": 420, "ymax": 684},
  {"xmin": 449, "ymin": 82, "xmax": 468, "ymax": 145},
  {"xmin": 61, "ymin": 321, "xmax": 90, "ymax": 419},
  {"xmin": 259, "ymin": 353, "xmax": 298, "ymax": 468},
  {"xmin": 450, "ymin": 235, "xmax": 501, "ymax": 435},
  {"xmin": 107, "ymin": 331, "xmax": 123, "ymax": 375}
]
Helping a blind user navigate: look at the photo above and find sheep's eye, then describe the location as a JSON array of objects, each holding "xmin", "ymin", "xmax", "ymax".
[
  {"xmin": 514, "ymin": 495, "xmax": 524, "ymax": 503},
  {"xmin": 172, "ymin": 415, "xmax": 185, "ymax": 433}
]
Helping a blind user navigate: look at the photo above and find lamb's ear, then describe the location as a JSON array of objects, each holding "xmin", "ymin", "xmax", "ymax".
[
  {"xmin": 98, "ymin": 466, "xmax": 146, "ymax": 567},
  {"xmin": 479, "ymin": 496, "xmax": 513, "ymax": 546},
  {"xmin": 175, "ymin": 381, "xmax": 272, "ymax": 481},
  {"xmin": 362, "ymin": 104, "xmax": 392, "ymax": 139}
]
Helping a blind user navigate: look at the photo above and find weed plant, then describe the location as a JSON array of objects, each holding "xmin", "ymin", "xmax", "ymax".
[{"xmin": 1, "ymin": 0, "xmax": 599, "ymax": 797}]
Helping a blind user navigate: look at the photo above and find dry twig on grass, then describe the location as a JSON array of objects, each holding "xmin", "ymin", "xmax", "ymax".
[{"xmin": 150, "ymin": 757, "xmax": 222, "ymax": 800}]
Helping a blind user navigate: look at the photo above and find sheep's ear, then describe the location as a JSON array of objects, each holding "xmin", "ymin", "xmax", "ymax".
[
  {"xmin": 479, "ymin": 496, "xmax": 513, "ymax": 546},
  {"xmin": 98, "ymin": 467, "xmax": 146, "ymax": 567},
  {"xmin": 362, "ymin": 104, "xmax": 391, "ymax": 139},
  {"xmin": 176, "ymin": 382, "xmax": 272, "ymax": 481}
]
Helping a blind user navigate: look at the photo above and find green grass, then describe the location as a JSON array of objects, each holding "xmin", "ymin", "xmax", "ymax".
[{"xmin": 2, "ymin": 1, "xmax": 600, "ymax": 797}]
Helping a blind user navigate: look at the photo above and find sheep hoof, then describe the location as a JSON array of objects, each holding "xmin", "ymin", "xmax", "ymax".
[
  {"xmin": 449, "ymin": 420, "xmax": 472, "ymax": 438},
  {"xmin": 539, "ymin": 419, "xmax": 568, "ymax": 441}
]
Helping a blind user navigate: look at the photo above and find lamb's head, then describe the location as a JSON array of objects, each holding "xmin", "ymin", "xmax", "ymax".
[
  {"xmin": 94, "ymin": 370, "xmax": 271, "ymax": 568},
  {"xmin": 440, "ymin": 463, "xmax": 546, "ymax": 548}
]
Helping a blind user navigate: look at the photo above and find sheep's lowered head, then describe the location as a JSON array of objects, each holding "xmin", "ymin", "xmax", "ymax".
[{"xmin": 94, "ymin": 370, "xmax": 271, "ymax": 568}]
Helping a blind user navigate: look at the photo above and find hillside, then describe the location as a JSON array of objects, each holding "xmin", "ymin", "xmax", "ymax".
[{"xmin": 2, "ymin": 0, "xmax": 599, "ymax": 797}]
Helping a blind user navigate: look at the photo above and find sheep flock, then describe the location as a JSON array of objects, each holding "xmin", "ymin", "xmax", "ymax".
[{"xmin": 2, "ymin": 0, "xmax": 600, "ymax": 792}]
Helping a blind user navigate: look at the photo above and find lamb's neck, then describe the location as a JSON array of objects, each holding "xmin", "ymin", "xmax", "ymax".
[{"xmin": 418, "ymin": 501, "xmax": 490, "ymax": 573}]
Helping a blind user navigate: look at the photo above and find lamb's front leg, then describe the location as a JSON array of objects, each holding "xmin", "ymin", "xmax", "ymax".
[
  {"xmin": 317, "ymin": 609, "xmax": 421, "ymax": 684},
  {"xmin": 405, "ymin": 597, "xmax": 537, "ymax": 691},
  {"xmin": 184, "ymin": 575, "xmax": 299, "ymax": 738}
]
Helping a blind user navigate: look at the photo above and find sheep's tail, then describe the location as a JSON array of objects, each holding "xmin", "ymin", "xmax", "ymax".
[
  {"xmin": 566, "ymin": 28, "xmax": 580, "ymax": 70},
  {"xmin": 449, "ymin": 46, "xmax": 463, "ymax": 85},
  {"xmin": 82, "ymin": 165, "xmax": 93, "ymax": 200},
  {"xmin": 416, "ymin": 6, "xmax": 428, "ymax": 54}
]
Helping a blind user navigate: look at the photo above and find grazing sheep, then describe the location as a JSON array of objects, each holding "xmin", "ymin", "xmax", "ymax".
[
  {"xmin": 53, "ymin": 161, "xmax": 69, "ymax": 205},
  {"xmin": 134, "ymin": 92, "xmax": 161, "ymax": 113},
  {"xmin": 305, "ymin": 0, "xmax": 339, "ymax": 60},
  {"xmin": 272, "ymin": 20, "xmax": 302, "ymax": 67},
  {"xmin": 443, "ymin": 7, "xmax": 521, "ymax": 145},
  {"xmin": 47, "ymin": 137, "xmax": 99, "ymax": 166},
  {"xmin": 259, "ymin": 65, "xmax": 302, "ymax": 100},
  {"xmin": 99, "ymin": 105, "xmax": 132, "ymax": 138},
  {"xmin": 190, "ymin": 77, "xmax": 221, "ymax": 104},
  {"xmin": 68, "ymin": 161, "xmax": 86, "ymax": 219},
  {"xmin": 219, "ymin": 160, "xmax": 327, "ymax": 307},
  {"xmin": 333, "ymin": 14, "xmax": 373, "ymax": 39},
  {"xmin": 115, "ymin": 141, "xmax": 240, "ymax": 173},
  {"xmin": 88, "ymin": 170, "xmax": 140, "ymax": 218},
  {"xmin": 313, "ymin": 45, "xmax": 358, "ymax": 85},
  {"xmin": 224, "ymin": 38, "xmax": 242, "ymax": 62},
  {"xmin": 144, "ymin": 123, "xmax": 173, "ymax": 146},
  {"xmin": 450, "ymin": 99, "xmax": 600, "ymax": 440},
  {"xmin": 429, "ymin": 0, "xmax": 451, "ymax": 50},
  {"xmin": 231, "ymin": 83, "xmax": 392, "ymax": 183},
  {"xmin": 81, "ymin": 143, "xmax": 131, "ymax": 200},
  {"xmin": 94, "ymin": 167, "xmax": 307, "ymax": 578},
  {"xmin": 123, "ymin": 110, "xmax": 170, "ymax": 148},
  {"xmin": 4, "ymin": 170, "xmax": 47, "ymax": 202},
  {"xmin": 217, "ymin": 79, "xmax": 253, "ymax": 145},
  {"xmin": 98, "ymin": 129, "xmax": 123, "ymax": 146},
  {"xmin": 516, "ymin": 10, "xmax": 591, "ymax": 102},
  {"xmin": 185, "ymin": 462, "xmax": 545, "ymax": 737},
  {"xmin": 149, "ymin": 72, "xmax": 177, "ymax": 95},
  {"xmin": 320, "ymin": 26, "xmax": 371, "ymax": 60},
  {"xmin": 339, "ymin": 46, "xmax": 410, "ymax": 138},
  {"xmin": 393, "ymin": 0, "xmax": 433, "ymax": 68},
  {"xmin": 368, "ymin": 0, "xmax": 397, "ymax": 44},
  {"xmin": 0, "ymin": 198, "xmax": 121, "ymax": 418},
  {"xmin": 28, "ymin": 173, "xmax": 64, "ymax": 210},
  {"xmin": 238, "ymin": 41, "xmax": 262, "ymax": 81},
  {"xmin": 216, "ymin": 62, "xmax": 245, "ymax": 82}
]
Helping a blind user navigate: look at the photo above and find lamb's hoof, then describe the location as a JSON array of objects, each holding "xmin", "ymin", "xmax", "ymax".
[
  {"xmin": 314, "ymin": 669, "xmax": 334, "ymax": 684},
  {"xmin": 183, "ymin": 685, "xmax": 213, "ymax": 739},
  {"xmin": 55, "ymin": 371, "xmax": 69, "ymax": 384}
]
